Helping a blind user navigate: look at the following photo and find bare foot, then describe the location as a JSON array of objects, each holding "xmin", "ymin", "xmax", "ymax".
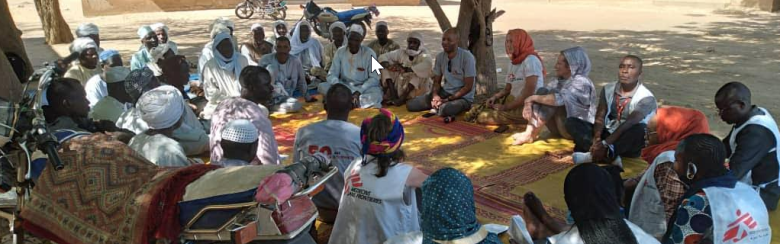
[
  {"xmin": 511, "ymin": 132, "xmax": 535, "ymax": 145},
  {"xmin": 524, "ymin": 192, "xmax": 566, "ymax": 233},
  {"xmin": 520, "ymin": 201, "xmax": 556, "ymax": 239}
]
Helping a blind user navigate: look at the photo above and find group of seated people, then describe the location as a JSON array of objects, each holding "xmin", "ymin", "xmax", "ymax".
[{"xmin": 19, "ymin": 16, "xmax": 778, "ymax": 244}]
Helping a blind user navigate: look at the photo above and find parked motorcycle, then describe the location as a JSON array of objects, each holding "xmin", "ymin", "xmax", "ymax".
[
  {"xmin": 300, "ymin": 0, "xmax": 380, "ymax": 39},
  {"xmin": 235, "ymin": 0, "xmax": 288, "ymax": 20}
]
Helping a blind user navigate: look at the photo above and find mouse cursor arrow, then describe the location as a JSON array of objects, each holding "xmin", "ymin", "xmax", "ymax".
[{"xmin": 370, "ymin": 56, "xmax": 384, "ymax": 75}]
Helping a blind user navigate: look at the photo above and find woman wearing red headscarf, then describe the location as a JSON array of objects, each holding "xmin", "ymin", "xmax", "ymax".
[{"xmin": 467, "ymin": 29, "xmax": 545, "ymax": 132}]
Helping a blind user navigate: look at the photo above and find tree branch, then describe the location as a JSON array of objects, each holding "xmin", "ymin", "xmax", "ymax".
[{"xmin": 425, "ymin": 0, "xmax": 452, "ymax": 32}]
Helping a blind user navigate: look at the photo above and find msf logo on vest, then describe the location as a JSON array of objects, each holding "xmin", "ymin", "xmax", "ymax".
[
  {"xmin": 344, "ymin": 169, "xmax": 362, "ymax": 193},
  {"xmin": 722, "ymin": 209, "xmax": 758, "ymax": 243}
]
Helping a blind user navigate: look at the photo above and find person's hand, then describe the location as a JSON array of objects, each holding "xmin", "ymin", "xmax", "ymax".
[
  {"xmin": 486, "ymin": 96, "xmax": 497, "ymax": 106},
  {"xmin": 590, "ymin": 141, "xmax": 607, "ymax": 162},
  {"xmin": 94, "ymin": 120, "xmax": 120, "ymax": 132},
  {"xmin": 492, "ymin": 104, "xmax": 505, "ymax": 111},
  {"xmin": 391, "ymin": 64, "xmax": 404, "ymax": 72},
  {"xmin": 305, "ymin": 97, "xmax": 318, "ymax": 103},
  {"xmin": 523, "ymin": 104, "xmax": 533, "ymax": 120},
  {"xmin": 432, "ymin": 95, "xmax": 442, "ymax": 109}
]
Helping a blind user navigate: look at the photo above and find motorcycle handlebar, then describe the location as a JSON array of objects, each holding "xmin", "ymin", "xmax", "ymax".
[{"xmin": 41, "ymin": 141, "xmax": 64, "ymax": 171}]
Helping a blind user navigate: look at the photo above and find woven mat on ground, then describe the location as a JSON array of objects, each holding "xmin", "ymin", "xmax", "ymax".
[
  {"xmin": 271, "ymin": 98, "xmax": 626, "ymax": 226},
  {"xmin": 20, "ymin": 134, "xmax": 219, "ymax": 244}
]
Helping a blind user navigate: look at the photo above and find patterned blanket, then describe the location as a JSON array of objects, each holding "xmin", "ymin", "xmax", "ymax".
[{"xmin": 20, "ymin": 134, "xmax": 218, "ymax": 244}]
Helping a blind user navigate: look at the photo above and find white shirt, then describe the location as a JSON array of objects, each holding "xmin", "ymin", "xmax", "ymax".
[
  {"xmin": 129, "ymin": 133, "xmax": 191, "ymax": 167},
  {"xmin": 89, "ymin": 96, "xmax": 126, "ymax": 123},
  {"xmin": 116, "ymin": 105, "xmax": 209, "ymax": 156},
  {"xmin": 507, "ymin": 55, "xmax": 544, "ymax": 98},
  {"xmin": 201, "ymin": 55, "xmax": 249, "ymax": 119},
  {"xmin": 84, "ymin": 74, "xmax": 108, "ymax": 108}
]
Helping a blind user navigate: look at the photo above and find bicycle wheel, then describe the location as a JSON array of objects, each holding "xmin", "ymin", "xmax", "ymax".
[{"xmin": 235, "ymin": 2, "xmax": 254, "ymax": 19}]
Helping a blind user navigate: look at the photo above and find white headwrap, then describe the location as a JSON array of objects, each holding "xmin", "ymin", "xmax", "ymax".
[
  {"xmin": 348, "ymin": 24, "xmax": 365, "ymax": 37},
  {"xmin": 75, "ymin": 23, "xmax": 99, "ymax": 37},
  {"xmin": 71, "ymin": 37, "xmax": 97, "ymax": 53},
  {"xmin": 221, "ymin": 119, "xmax": 258, "ymax": 143},
  {"xmin": 251, "ymin": 23, "xmax": 264, "ymax": 32},
  {"xmin": 405, "ymin": 31, "xmax": 425, "ymax": 57},
  {"xmin": 137, "ymin": 25, "xmax": 154, "ymax": 40},
  {"xmin": 137, "ymin": 85, "xmax": 185, "ymax": 130},
  {"xmin": 290, "ymin": 21, "xmax": 323, "ymax": 68},
  {"xmin": 376, "ymin": 21, "xmax": 388, "ymax": 29},
  {"xmin": 103, "ymin": 66, "xmax": 131, "ymax": 84},
  {"xmin": 212, "ymin": 32, "xmax": 242, "ymax": 78},
  {"xmin": 212, "ymin": 17, "xmax": 235, "ymax": 32},
  {"xmin": 272, "ymin": 20, "xmax": 289, "ymax": 38},
  {"xmin": 150, "ymin": 23, "xmax": 169, "ymax": 34},
  {"xmin": 147, "ymin": 43, "xmax": 177, "ymax": 76},
  {"xmin": 328, "ymin": 21, "xmax": 346, "ymax": 39}
]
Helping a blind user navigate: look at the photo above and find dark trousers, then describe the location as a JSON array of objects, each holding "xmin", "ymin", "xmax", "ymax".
[
  {"xmin": 565, "ymin": 118, "xmax": 647, "ymax": 159},
  {"xmin": 406, "ymin": 90, "xmax": 471, "ymax": 117}
]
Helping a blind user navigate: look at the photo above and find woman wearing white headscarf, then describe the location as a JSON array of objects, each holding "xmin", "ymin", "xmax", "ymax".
[
  {"xmin": 512, "ymin": 46, "xmax": 597, "ymax": 146},
  {"xmin": 128, "ymin": 85, "xmax": 194, "ymax": 167},
  {"xmin": 201, "ymin": 32, "xmax": 249, "ymax": 120},
  {"xmin": 150, "ymin": 23, "xmax": 179, "ymax": 52},
  {"xmin": 64, "ymin": 37, "xmax": 102, "ymax": 85},
  {"xmin": 290, "ymin": 21, "xmax": 323, "ymax": 73},
  {"xmin": 130, "ymin": 26, "xmax": 160, "ymax": 71},
  {"xmin": 266, "ymin": 20, "xmax": 289, "ymax": 47}
]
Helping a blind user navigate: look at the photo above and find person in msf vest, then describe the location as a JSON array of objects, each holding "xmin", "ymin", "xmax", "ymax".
[
  {"xmin": 571, "ymin": 55, "xmax": 657, "ymax": 167},
  {"xmin": 663, "ymin": 134, "xmax": 771, "ymax": 244},
  {"xmin": 715, "ymin": 81, "xmax": 780, "ymax": 210},
  {"xmin": 329, "ymin": 108, "xmax": 429, "ymax": 244}
]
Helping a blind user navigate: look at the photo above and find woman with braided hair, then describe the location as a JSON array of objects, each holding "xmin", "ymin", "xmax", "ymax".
[
  {"xmin": 329, "ymin": 108, "xmax": 428, "ymax": 244},
  {"xmin": 663, "ymin": 134, "xmax": 770, "ymax": 244}
]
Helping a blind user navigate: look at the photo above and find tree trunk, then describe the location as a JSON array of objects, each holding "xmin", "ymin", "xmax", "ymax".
[
  {"xmin": 424, "ymin": 0, "xmax": 452, "ymax": 32},
  {"xmin": 0, "ymin": 0, "xmax": 33, "ymax": 82},
  {"xmin": 34, "ymin": 0, "xmax": 73, "ymax": 44},
  {"xmin": 455, "ymin": 0, "xmax": 501, "ymax": 96}
]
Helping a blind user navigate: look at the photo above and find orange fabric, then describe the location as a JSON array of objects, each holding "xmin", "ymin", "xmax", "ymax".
[
  {"xmin": 508, "ymin": 29, "xmax": 545, "ymax": 74},
  {"xmin": 641, "ymin": 106, "xmax": 710, "ymax": 163}
]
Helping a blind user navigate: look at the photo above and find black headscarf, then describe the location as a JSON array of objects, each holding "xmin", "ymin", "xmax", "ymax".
[{"xmin": 564, "ymin": 164, "xmax": 638, "ymax": 244}]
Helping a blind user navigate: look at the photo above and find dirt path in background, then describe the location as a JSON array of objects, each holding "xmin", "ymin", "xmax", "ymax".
[{"xmin": 9, "ymin": 0, "xmax": 780, "ymax": 136}]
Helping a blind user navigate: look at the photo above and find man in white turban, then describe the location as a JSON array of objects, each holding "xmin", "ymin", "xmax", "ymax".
[
  {"xmin": 130, "ymin": 25, "xmax": 160, "ymax": 71},
  {"xmin": 378, "ymin": 31, "xmax": 433, "ymax": 106},
  {"xmin": 201, "ymin": 32, "xmax": 249, "ymax": 119},
  {"xmin": 198, "ymin": 21, "xmax": 233, "ymax": 76},
  {"xmin": 85, "ymin": 49, "xmax": 123, "ymax": 107},
  {"xmin": 319, "ymin": 24, "xmax": 382, "ymax": 108},
  {"xmin": 74, "ymin": 23, "xmax": 104, "ymax": 53},
  {"xmin": 150, "ymin": 23, "xmax": 179, "ymax": 52},
  {"xmin": 240, "ymin": 23, "xmax": 274, "ymax": 65},
  {"xmin": 367, "ymin": 21, "xmax": 400, "ymax": 58},
  {"xmin": 290, "ymin": 21, "xmax": 325, "ymax": 88},
  {"xmin": 322, "ymin": 21, "xmax": 346, "ymax": 73},
  {"xmin": 215, "ymin": 119, "xmax": 259, "ymax": 167},
  {"xmin": 128, "ymin": 85, "xmax": 194, "ymax": 167},
  {"xmin": 89, "ymin": 66, "xmax": 132, "ymax": 122},
  {"xmin": 266, "ymin": 20, "xmax": 289, "ymax": 48},
  {"xmin": 64, "ymin": 37, "xmax": 102, "ymax": 85}
]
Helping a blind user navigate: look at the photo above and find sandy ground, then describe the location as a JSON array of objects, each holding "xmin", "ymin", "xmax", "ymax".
[{"xmin": 8, "ymin": 0, "xmax": 780, "ymax": 136}]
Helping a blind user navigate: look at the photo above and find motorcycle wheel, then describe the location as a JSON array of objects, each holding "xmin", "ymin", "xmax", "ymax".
[
  {"xmin": 271, "ymin": 8, "xmax": 287, "ymax": 20},
  {"xmin": 235, "ymin": 2, "xmax": 254, "ymax": 19}
]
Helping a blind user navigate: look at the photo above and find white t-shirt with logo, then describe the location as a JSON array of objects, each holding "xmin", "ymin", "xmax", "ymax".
[{"xmin": 507, "ymin": 55, "xmax": 544, "ymax": 99}]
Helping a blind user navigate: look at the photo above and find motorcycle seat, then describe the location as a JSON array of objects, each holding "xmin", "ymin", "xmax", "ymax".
[{"xmin": 317, "ymin": 12, "xmax": 339, "ymax": 23}]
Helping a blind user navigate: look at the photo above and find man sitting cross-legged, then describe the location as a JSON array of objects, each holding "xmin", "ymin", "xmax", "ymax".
[
  {"xmin": 318, "ymin": 24, "xmax": 383, "ymax": 109},
  {"xmin": 571, "ymin": 55, "xmax": 657, "ymax": 166},
  {"xmin": 379, "ymin": 31, "xmax": 433, "ymax": 107},
  {"xmin": 406, "ymin": 28, "xmax": 476, "ymax": 123},
  {"xmin": 258, "ymin": 36, "xmax": 317, "ymax": 114},
  {"xmin": 293, "ymin": 83, "xmax": 361, "ymax": 224}
]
